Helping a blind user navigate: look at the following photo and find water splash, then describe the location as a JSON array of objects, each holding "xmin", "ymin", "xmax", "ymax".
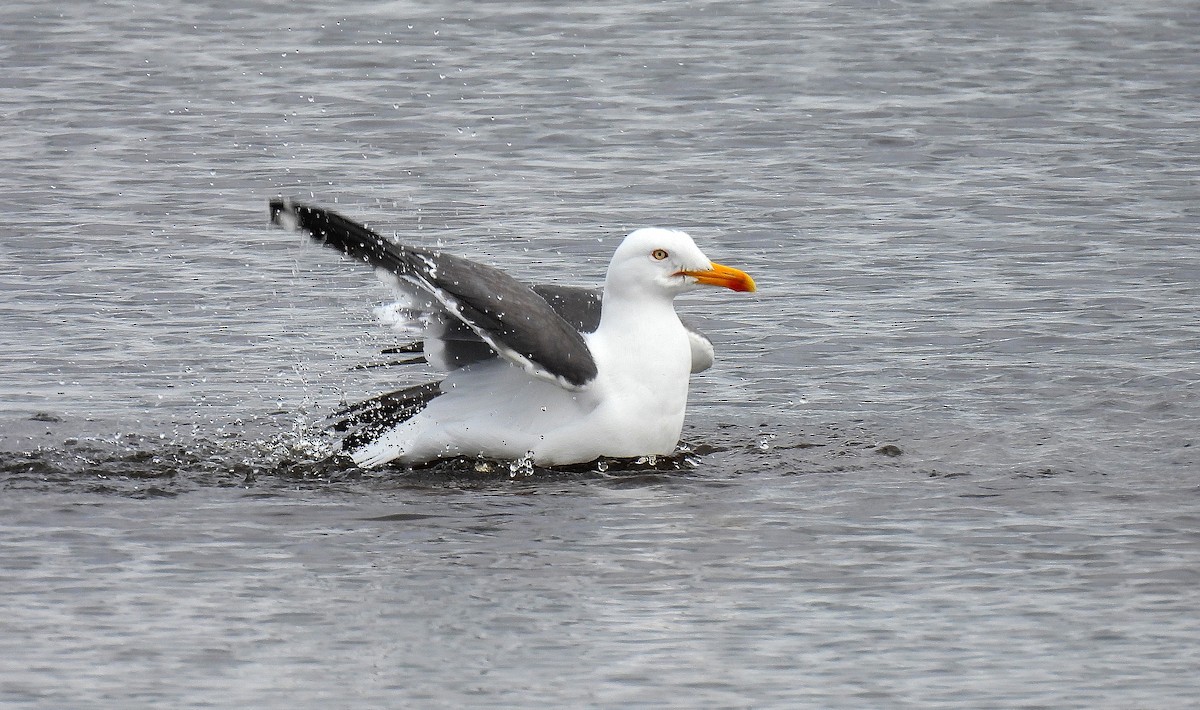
[
  {"xmin": 508, "ymin": 450, "xmax": 535, "ymax": 478},
  {"xmin": 633, "ymin": 454, "xmax": 658, "ymax": 467}
]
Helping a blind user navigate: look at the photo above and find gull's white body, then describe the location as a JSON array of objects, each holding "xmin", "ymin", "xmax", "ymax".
[{"xmin": 355, "ymin": 229, "xmax": 701, "ymax": 467}]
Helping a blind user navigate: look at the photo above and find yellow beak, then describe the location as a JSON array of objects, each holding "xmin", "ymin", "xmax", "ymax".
[{"xmin": 677, "ymin": 262, "xmax": 757, "ymax": 292}]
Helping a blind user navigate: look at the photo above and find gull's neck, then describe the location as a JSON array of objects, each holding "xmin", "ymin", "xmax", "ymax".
[{"xmin": 596, "ymin": 282, "xmax": 681, "ymax": 337}]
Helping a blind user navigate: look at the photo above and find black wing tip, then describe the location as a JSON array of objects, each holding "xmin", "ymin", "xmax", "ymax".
[
  {"xmin": 267, "ymin": 198, "xmax": 401, "ymax": 270},
  {"xmin": 268, "ymin": 197, "xmax": 296, "ymax": 226},
  {"xmin": 565, "ymin": 365, "xmax": 599, "ymax": 389},
  {"xmin": 333, "ymin": 382, "xmax": 444, "ymax": 450},
  {"xmin": 268, "ymin": 198, "xmax": 324, "ymax": 230},
  {"xmin": 349, "ymin": 356, "xmax": 427, "ymax": 371},
  {"xmin": 382, "ymin": 343, "xmax": 424, "ymax": 355}
]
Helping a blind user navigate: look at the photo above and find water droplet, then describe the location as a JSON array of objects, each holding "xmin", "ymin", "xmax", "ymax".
[{"xmin": 508, "ymin": 451, "xmax": 535, "ymax": 478}]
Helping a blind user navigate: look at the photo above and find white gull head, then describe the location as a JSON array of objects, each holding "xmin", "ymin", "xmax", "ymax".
[{"xmin": 604, "ymin": 228, "xmax": 756, "ymax": 301}]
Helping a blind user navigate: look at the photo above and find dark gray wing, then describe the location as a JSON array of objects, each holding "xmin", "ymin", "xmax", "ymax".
[
  {"xmin": 531, "ymin": 284, "xmax": 602, "ymax": 332},
  {"xmin": 406, "ymin": 284, "xmax": 602, "ymax": 371},
  {"xmin": 270, "ymin": 199, "xmax": 598, "ymax": 389},
  {"xmin": 372, "ymin": 281, "xmax": 712, "ymax": 374}
]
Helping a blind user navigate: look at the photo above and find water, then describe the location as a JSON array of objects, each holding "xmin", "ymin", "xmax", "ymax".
[{"xmin": 2, "ymin": 1, "xmax": 1198, "ymax": 706}]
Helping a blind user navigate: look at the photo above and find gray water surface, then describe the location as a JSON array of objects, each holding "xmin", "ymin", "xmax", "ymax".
[{"xmin": 2, "ymin": 1, "xmax": 1198, "ymax": 707}]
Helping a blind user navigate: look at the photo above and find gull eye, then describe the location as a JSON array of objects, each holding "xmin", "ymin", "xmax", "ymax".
[{"xmin": 651, "ymin": 248, "xmax": 669, "ymax": 261}]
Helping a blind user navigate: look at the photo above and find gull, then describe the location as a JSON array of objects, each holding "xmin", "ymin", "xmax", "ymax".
[{"xmin": 269, "ymin": 199, "xmax": 755, "ymax": 467}]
